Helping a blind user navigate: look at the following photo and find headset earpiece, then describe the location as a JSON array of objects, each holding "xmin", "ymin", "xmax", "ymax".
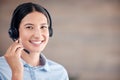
[
  {"xmin": 43, "ymin": 8, "xmax": 53, "ymax": 37},
  {"xmin": 8, "ymin": 28, "xmax": 18, "ymax": 41}
]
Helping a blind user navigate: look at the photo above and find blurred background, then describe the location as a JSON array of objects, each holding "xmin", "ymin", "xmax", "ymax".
[{"xmin": 0, "ymin": 0, "xmax": 120, "ymax": 80}]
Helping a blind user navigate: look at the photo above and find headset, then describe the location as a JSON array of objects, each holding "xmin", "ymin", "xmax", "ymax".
[{"xmin": 8, "ymin": 3, "xmax": 53, "ymax": 41}]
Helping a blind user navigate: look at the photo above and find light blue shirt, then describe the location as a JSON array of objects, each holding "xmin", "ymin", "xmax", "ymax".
[{"xmin": 0, "ymin": 54, "xmax": 69, "ymax": 80}]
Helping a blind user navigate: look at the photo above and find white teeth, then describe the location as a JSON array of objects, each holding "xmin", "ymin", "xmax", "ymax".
[{"xmin": 31, "ymin": 41, "xmax": 42, "ymax": 44}]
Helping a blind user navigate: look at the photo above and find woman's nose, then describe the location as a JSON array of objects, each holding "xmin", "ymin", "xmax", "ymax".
[{"xmin": 33, "ymin": 29, "xmax": 42, "ymax": 38}]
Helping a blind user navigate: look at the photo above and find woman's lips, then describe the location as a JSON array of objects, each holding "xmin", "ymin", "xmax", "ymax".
[{"xmin": 29, "ymin": 40, "xmax": 43, "ymax": 46}]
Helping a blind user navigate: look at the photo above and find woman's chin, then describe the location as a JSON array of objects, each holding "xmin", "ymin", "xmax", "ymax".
[
  {"xmin": 30, "ymin": 50, "xmax": 42, "ymax": 53},
  {"xmin": 25, "ymin": 46, "xmax": 45, "ymax": 54}
]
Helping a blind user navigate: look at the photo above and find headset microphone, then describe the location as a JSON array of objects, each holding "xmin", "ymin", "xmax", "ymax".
[{"xmin": 23, "ymin": 49, "xmax": 30, "ymax": 54}]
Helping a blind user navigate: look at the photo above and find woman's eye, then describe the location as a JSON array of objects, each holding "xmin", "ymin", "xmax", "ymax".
[
  {"xmin": 26, "ymin": 26, "xmax": 33, "ymax": 29},
  {"xmin": 41, "ymin": 26, "xmax": 48, "ymax": 29}
]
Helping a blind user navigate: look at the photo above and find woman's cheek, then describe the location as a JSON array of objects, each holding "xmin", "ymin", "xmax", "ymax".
[{"xmin": 19, "ymin": 30, "xmax": 30, "ymax": 42}]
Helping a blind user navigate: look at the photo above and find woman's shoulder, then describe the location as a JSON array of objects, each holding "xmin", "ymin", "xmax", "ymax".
[
  {"xmin": 0, "ymin": 56, "xmax": 10, "ymax": 69},
  {"xmin": 47, "ymin": 59, "xmax": 67, "ymax": 72},
  {"xmin": 0, "ymin": 56, "xmax": 12, "ymax": 79},
  {"xmin": 0, "ymin": 56, "xmax": 6, "ymax": 64},
  {"xmin": 46, "ymin": 59, "xmax": 69, "ymax": 79}
]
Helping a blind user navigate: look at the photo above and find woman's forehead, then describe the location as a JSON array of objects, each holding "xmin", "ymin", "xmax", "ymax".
[{"xmin": 21, "ymin": 11, "xmax": 47, "ymax": 23}]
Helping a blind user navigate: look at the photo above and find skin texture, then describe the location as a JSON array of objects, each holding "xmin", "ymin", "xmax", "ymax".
[{"xmin": 4, "ymin": 11, "xmax": 49, "ymax": 80}]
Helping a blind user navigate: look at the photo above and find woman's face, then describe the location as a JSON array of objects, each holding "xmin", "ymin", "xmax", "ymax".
[{"xmin": 19, "ymin": 11, "xmax": 49, "ymax": 53}]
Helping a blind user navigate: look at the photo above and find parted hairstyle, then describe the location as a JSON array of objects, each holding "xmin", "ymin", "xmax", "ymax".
[{"xmin": 9, "ymin": 2, "xmax": 53, "ymax": 41}]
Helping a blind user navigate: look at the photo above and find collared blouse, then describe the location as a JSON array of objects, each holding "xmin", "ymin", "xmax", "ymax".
[{"xmin": 0, "ymin": 53, "xmax": 69, "ymax": 80}]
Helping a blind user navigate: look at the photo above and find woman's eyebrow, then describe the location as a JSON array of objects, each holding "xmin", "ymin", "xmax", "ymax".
[
  {"xmin": 24, "ymin": 23, "xmax": 48, "ymax": 26},
  {"xmin": 24, "ymin": 23, "xmax": 34, "ymax": 26},
  {"xmin": 41, "ymin": 23, "xmax": 48, "ymax": 25}
]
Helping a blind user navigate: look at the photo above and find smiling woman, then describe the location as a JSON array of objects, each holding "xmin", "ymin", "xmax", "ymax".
[{"xmin": 0, "ymin": 2, "xmax": 69, "ymax": 80}]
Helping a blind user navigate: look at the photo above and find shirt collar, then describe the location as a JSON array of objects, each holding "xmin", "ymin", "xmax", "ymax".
[
  {"xmin": 21, "ymin": 53, "xmax": 51, "ymax": 72},
  {"xmin": 40, "ymin": 53, "xmax": 51, "ymax": 71}
]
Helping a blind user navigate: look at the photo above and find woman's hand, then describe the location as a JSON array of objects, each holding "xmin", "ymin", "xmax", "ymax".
[{"xmin": 4, "ymin": 40, "xmax": 24, "ymax": 80}]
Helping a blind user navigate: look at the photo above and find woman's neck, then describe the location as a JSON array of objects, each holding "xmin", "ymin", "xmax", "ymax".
[{"xmin": 21, "ymin": 51, "xmax": 40, "ymax": 66}]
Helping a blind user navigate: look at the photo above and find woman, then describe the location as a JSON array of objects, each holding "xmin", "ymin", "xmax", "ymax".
[{"xmin": 0, "ymin": 2, "xmax": 69, "ymax": 80}]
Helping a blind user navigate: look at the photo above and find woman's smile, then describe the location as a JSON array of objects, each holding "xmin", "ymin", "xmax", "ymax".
[{"xmin": 29, "ymin": 40, "xmax": 43, "ymax": 47}]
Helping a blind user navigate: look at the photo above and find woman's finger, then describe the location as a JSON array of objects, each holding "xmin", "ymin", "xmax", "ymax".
[
  {"xmin": 9, "ymin": 41, "xmax": 23, "ymax": 54},
  {"xmin": 15, "ymin": 47, "xmax": 24, "ymax": 56}
]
